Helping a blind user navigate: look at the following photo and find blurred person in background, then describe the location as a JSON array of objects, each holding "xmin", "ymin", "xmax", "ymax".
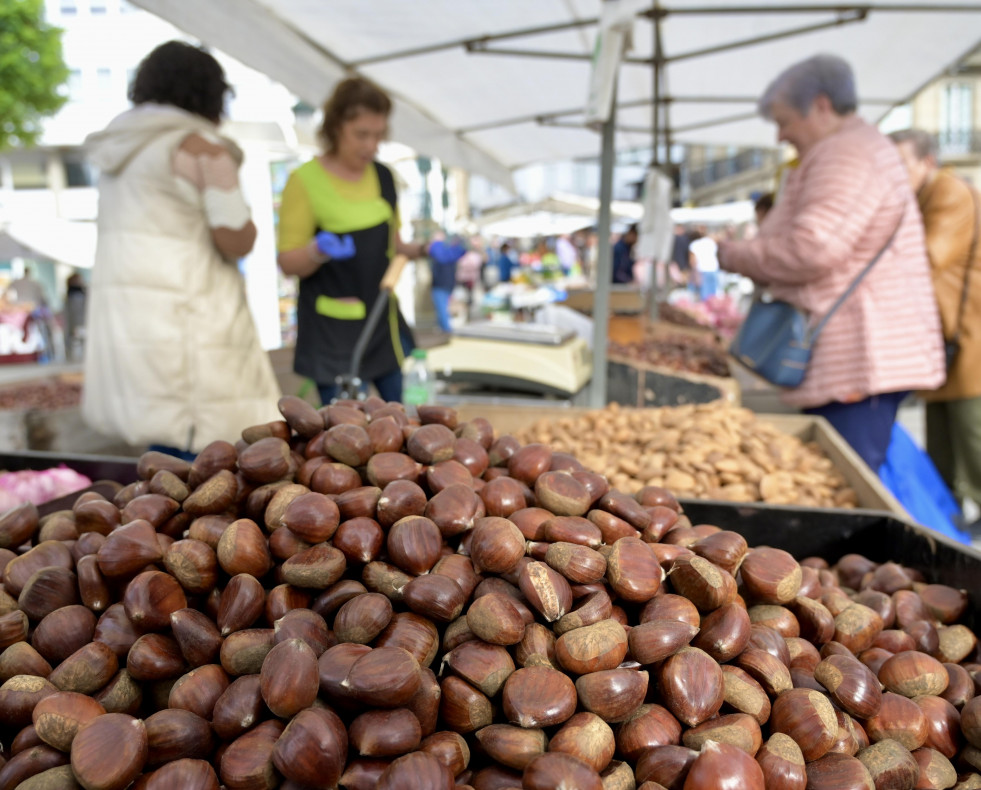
[
  {"xmin": 571, "ymin": 230, "xmax": 589, "ymax": 277},
  {"xmin": 456, "ymin": 236, "xmax": 484, "ymax": 314},
  {"xmin": 497, "ymin": 241, "xmax": 517, "ymax": 283},
  {"xmin": 612, "ymin": 224, "xmax": 638, "ymax": 283},
  {"xmin": 891, "ymin": 128, "xmax": 981, "ymax": 523},
  {"xmin": 277, "ymin": 76, "xmax": 426, "ymax": 404},
  {"xmin": 4, "ymin": 265, "xmax": 47, "ymax": 307},
  {"xmin": 718, "ymin": 53, "xmax": 944, "ymax": 472},
  {"xmin": 689, "ymin": 225, "xmax": 721, "ymax": 301},
  {"xmin": 3, "ymin": 264, "xmax": 55, "ymax": 363},
  {"xmin": 555, "ymin": 233, "xmax": 579, "ymax": 275},
  {"xmin": 669, "ymin": 224, "xmax": 693, "ymax": 288},
  {"xmin": 83, "ymin": 41, "xmax": 280, "ymax": 458},
  {"xmin": 428, "ymin": 232, "xmax": 466, "ymax": 333},
  {"xmin": 64, "ymin": 272, "xmax": 87, "ymax": 362},
  {"xmin": 584, "ymin": 230, "xmax": 599, "ymax": 281}
]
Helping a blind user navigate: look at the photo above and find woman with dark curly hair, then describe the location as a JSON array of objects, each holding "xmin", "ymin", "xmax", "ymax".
[
  {"xmin": 277, "ymin": 76, "xmax": 426, "ymax": 404},
  {"xmin": 83, "ymin": 41, "xmax": 280, "ymax": 458}
]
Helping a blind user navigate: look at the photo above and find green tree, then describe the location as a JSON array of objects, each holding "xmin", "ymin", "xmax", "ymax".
[{"xmin": 0, "ymin": 0, "xmax": 69, "ymax": 150}]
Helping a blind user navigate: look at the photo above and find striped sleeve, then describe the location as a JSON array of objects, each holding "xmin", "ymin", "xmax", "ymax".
[{"xmin": 724, "ymin": 143, "xmax": 898, "ymax": 289}]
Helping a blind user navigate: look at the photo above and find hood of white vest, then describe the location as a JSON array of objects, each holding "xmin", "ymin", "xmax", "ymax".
[{"xmin": 85, "ymin": 104, "xmax": 240, "ymax": 175}]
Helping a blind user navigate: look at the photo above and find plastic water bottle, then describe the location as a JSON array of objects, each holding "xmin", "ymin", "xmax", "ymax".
[{"xmin": 402, "ymin": 348, "xmax": 435, "ymax": 414}]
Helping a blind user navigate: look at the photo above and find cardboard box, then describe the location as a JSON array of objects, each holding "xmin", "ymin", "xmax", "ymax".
[
  {"xmin": 563, "ymin": 289, "xmax": 645, "ymax": 315},
  {"xmin": 453, "ymin": 403, "xmax": 905, "ymax": 517}
]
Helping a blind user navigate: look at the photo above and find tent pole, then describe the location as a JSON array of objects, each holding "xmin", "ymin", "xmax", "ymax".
[
  {"xmin": 652, "ymin": 1, "xmax": 661, "ymax": 169},
  {"xmin": 649, "ymin": 0, "xmax": 663, "ymax": 323},
  {"xmin": 589, "ymin": 91, "xmax": 617, "ymax": 409}
]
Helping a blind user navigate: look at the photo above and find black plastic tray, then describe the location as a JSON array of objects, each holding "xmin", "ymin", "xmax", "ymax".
[{"xmin": 681, "ymin": 498, "xmax": 981, "ymax": 634}]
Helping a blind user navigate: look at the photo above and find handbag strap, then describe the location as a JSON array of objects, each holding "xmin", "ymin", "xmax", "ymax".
[
  {"xmin": 810, "ymin": 204, "xmax": 906, "ymax": 342},
  {"xmin": 950, "ymin": 185, "xmax": 980, "ymax": 345}
]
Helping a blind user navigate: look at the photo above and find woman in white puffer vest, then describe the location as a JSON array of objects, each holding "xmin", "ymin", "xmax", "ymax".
[{"xmin": 83, "ymin": 41, "xmax": 280, "ymax": 457}]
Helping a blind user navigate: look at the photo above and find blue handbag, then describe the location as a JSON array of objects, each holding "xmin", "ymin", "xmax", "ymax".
[
  {"xmin": 730, "ymin": 214, "xmax": 903, "ymax": 388},
  {"xmin": 730, "ymin": 299, "xmax": 813, "ymax": 388}
]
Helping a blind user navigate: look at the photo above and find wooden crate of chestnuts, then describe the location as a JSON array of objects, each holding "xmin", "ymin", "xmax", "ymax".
[{"xmin": 0, "ymin": 397, "xmax": 978, "ymax": 789}]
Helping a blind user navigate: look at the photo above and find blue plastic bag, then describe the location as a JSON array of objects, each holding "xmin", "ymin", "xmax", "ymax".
[{"xmin": 878, "ymin": 423, "xmax": 970, "ymax": 544}]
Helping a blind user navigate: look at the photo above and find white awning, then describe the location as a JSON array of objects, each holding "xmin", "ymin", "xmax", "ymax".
[
  {"xmin": 130, "ymin": 0, "xmax": 981, "ymax": 188},
  {"xmin": 0, "ymin": 220, "xmax": 98, "ymax": 269},
  {"xmin": 472, "ymin": 192, "xmax": 644, "ymax": 238},
  {"xmin": 671, "ymin": 200, "xmax": 756, "ymax": 225}
]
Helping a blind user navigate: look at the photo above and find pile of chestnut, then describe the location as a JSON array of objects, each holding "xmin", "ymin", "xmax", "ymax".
[
  {"xmin": 0, "ymin": 378, "xmax": 81, "ymax": 413},
  {"xmin": 608, "ymin": 334, "xmax": 731, "ymax": 378},
  {"xmin": 0, "ymin": 395, "xmax": 978, "ymax": 790}
]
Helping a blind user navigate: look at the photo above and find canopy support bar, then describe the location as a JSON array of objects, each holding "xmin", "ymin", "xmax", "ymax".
[
  {"xmin": 667, "ymin": 11, "xmax": 867, "ymax": 63},
  {"xmin": 540, "ymin": 109, "xmax": 761, "ymax": 135},
  {"xmin": 467, "ymin": 11, "xmax": 868, "ymax": 65},
  {"xmin": 351, "ymin": 17, "xmax": 600, "ymax": 66},
  {"xmin": 457, "ymin": 94, "xmax": 896, "ymax": 135},
  {"xmin": 648, "ymin": 3, "xmax": 981, "ymax": 14}
]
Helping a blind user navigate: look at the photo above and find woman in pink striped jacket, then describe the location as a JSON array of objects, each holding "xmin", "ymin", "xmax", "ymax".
[{"xmin": 719, "ymin": 54, "xmax": 945, "ymax": 472}]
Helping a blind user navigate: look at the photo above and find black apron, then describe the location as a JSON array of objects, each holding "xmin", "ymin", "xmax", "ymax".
[{"xmin": 294, "ymin": 162, "xmax": 412, "ymax": 385}]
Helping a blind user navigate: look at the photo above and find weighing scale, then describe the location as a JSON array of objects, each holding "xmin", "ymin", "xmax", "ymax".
[{"xmin": 425, "ymin": 321, "xmax": 592, "ymax": 398}]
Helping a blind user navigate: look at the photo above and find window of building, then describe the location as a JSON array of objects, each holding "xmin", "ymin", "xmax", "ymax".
[
  {"xmin": 96, "ymin": 68, "xmax": 112, "ymax": 97},
  {"xmin": 63, "ymin": 153, "xmax": 97, "ymax": 188},
  {"xmin": 60, "ymin": 1, "xmax": 78, "ymax": 14},
  {"xmin": 939, "ymin": 82, "xmax": 974, "ymax": 155},
  {"xmin": 91, "ymin": 0, "xmax": 107, "ymax": 13},
  {"xmin": 11, "ymin": 153, "xmax": 49, "ymax": 190},
  {"xmin": 67, "ymin": 69, "xmax": 83, "ymax": 101}
]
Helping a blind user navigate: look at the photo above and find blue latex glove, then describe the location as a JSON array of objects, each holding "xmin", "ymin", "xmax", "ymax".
[{"xmin": 315, "ymin": 231, "xmax": 356, "ymax": 260}]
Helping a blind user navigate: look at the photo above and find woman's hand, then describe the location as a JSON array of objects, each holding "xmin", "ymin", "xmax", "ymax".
[
  {"xmin": 316, "ymin": 232, "xmax": 356, "ymax": 260},
  {"xmin": 395, "ymin": 238, "xmax": 429, "ymax": 260}
]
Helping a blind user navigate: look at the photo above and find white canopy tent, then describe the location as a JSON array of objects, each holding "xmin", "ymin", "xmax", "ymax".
[
  {"xmin": 671, "ymin": 200, "xmax": 755, "ymax": 226},
  {"xmin": 471, "ymin": 193, "xmax": 644, "ymax": 239},
  {"xmin": 0, "ymin": 219, "xmax": 97, "ymax": 270},
  {"xmin": 130, "ymin": 0, "xmax": 981, "ymax": 185}
]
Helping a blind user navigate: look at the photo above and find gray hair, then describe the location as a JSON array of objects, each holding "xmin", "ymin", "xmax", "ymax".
[
  {"xmin": 758, "ymin": 54, "xmax": 858, "ymax": 119},
  {"xmin": 888, "ymin": 128, "xmax": 938, "ymax": 161}
]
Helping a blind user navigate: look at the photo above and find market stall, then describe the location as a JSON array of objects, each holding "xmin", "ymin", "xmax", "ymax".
[
  {"xmin": 8, "ymin": 2, "xmax": 981, "ymax": 786},
  {"xmin": 129, "ymin": 0, "xmax": 981, "ymax": 408}
]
